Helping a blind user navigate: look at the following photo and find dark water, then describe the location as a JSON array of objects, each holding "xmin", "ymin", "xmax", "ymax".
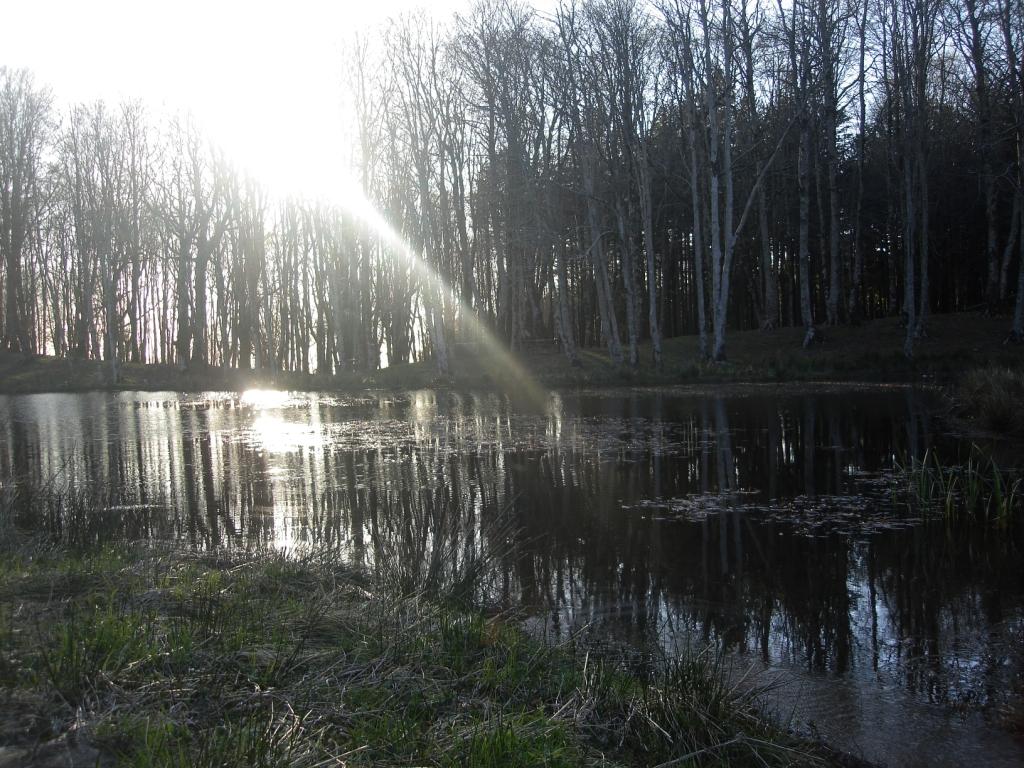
[{"xmin": 1, "ymin": 385, "xmax": 1021, "ymax": 767}]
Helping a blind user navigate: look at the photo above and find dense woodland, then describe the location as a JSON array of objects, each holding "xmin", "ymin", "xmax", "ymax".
[{"xmin": 1, "ymin": 0, "xmax": 1023, "ymax": 377}]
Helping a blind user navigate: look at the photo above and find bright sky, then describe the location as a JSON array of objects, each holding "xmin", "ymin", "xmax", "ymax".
[{"xmin": 1, "ymin": 0, "xmax": 474, "ymax": 203}]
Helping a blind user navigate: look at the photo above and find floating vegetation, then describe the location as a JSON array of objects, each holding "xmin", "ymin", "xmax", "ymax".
[
  {"xmin": 626, "ymin": 490, "xmax": 761, "ymax": 522},
  {"xmin": 627, "ymin": 472, "xmax": 921, "ymax": 537},
  {"xmin": 897, "ymin": 446, "xmax": 1023, "ymax": 523},
  {"xmin": 632, "ymin": 446, "xmax": 1022, "ymax": 535},
  {"xmin": 755, "ymin": 494, "xmax": 924, "ymax": 536}
]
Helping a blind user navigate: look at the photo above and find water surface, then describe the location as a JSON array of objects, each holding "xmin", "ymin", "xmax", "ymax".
[{"xmin": 1, "ymin": 385, "xmax": 1021, "ymax": 766}]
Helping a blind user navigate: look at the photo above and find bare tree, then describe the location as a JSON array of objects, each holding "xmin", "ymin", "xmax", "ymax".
[
  {"xmin": 4, "ymin": 0, "xmax": 1024, "ymax": 377},
  {"xmin": 816, "ymin": 0, "xmax": 852, "ymax": 327},
  {"xmin": 953, "ymin": 0, "xmax": 1000, "ymax": 311},
  {"xmin": 848, "ymin": 0, "xmax": 869, "ymax": 322},
  {"xmin": 554, "ymin": 0, "xmax": 625, "ymax": 366},
  {"xmin": 885, "ymin": 0, "xmax": 942, "ymax": 354},
  {"xmin": 0, "ymin": 68, "xmax": 51, "ymax": 353}
]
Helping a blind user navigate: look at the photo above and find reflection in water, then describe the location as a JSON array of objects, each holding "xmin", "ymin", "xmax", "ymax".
[{"xmin": 0, "ymin": 387, "xmax": 1021, "ymax": 767}]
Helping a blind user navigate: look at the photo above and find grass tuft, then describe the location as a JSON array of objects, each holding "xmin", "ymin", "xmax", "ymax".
[{"xmin": 897, "ymin": 445, "xmax": 1023, "ymax": 523}]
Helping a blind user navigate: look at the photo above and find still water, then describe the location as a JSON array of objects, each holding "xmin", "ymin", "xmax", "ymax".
[{"xmin": 0, "ymin": 385, "xmax": 1021, "ymax": 766}]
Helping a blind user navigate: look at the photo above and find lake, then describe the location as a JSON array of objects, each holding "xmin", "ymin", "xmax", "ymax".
[{"xmin": 0, "ymin": 385, "xmax": 1021, "ymax": 766}]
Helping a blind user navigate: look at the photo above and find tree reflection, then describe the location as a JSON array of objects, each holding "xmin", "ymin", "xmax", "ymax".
[{"xmin": 0, "ymin": 388, "xmax": 1020, "ymax": 712}]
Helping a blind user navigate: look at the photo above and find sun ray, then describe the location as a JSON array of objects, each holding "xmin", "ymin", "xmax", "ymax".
[{"xmin": 331, "ymin": 177, "xmax": 551, "ymax": 411}]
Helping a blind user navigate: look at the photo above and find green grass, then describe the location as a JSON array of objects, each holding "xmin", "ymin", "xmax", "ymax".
[{"xmin": 0, "ymin": 492, "xmax": 838, "ymax": 767}]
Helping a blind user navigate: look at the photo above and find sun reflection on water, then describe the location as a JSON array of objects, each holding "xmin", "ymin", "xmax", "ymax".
[
  {"xmin": 248, "ymin": 416, "xmax": 324, "ymax": 454},
  {"xmin": 240, "ymin": 389, "xmax": 292, "ymax": 410}
]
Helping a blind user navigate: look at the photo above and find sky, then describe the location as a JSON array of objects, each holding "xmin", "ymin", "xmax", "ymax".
[{"xmin": 1, "ymin": 0, "xmax": 475, "ymax": 202}]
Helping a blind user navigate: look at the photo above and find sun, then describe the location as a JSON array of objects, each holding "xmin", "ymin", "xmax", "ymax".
[{"xmin": 0, "ymin": 0, "xmax": 467, "ymax": 204}]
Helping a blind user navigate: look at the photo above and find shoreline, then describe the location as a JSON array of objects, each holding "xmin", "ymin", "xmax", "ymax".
[
  {"xmin": 0, "ymin": 521, "xmax": 864, "ymax": 768},
  {"xmin": 2, "ymin": 313, "xmax": 1022, "ymax": 397}
]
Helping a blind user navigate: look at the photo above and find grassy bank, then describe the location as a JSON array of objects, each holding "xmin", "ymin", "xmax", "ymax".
[
  {"xmin": 2, "ymin": 312, "xmax": 1023, "ymax": 396},
  {"xmin": 953, "ymin": 367, "xmax": 1024, "ymax": 438},
  {"xmin": 0, "ymin": 494, "xmax": 847, "ymax": 768}
]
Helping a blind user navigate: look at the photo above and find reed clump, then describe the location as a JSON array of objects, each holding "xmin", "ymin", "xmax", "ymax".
[{"xmin": 898, "ymin": 445, "xmax": 1022, "ymax": 523}]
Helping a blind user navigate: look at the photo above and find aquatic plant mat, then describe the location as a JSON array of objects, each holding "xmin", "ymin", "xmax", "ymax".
[{"xmin": 0, "ymin": 534, "xmax": 848, "ymax": 767}]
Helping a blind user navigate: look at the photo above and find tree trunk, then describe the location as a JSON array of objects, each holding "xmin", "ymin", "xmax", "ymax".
[
  {"xmin": 799, "ymin": 118, "xmax": 815, "ymax": 347},
  {"xmin": 616, "ymin": 200, "xmax": 640, "ymax": 369},
  {"xmin": 175, "ymin": 222, "xmax": 193, "ymax": 369},
  {"xmin": 902, "ymin": 150, "xmax": 917, "ymax": 358},
  {"xmin": 915, "ymin": 144, "xmax": 929, "ymax": 337},
  {"xmin": 690, "ymin": 159, "xmax": 709, "ymax": 360},
  {"xmin": 1000, "ymin": 189, "xmax": 1022, "ymax": 302},
  {"xmin": 757, "ymin": 174, "xmax": 778, "ymax": 329},
  {"xmin": 193, "ymin": 230, "xmax": 210, "ymax": 366},
  {"xmin": 554, "ymin": 241, "xmax": 579, "ymax": 365},
  {"xmin": 825, "ymin": 108, "xmax": 842, "ymax": 326},
  {"xmin": 848, "ymin": 0, "xmax": 868, "ymax": 323},
  {"xmin": 637, "ymin": 157, "xmax": 663, "ymax": 370},
  {"xmin": 1013, "ymin": 199, "xmax": 1024, "ymax": 339},
  {"xmin": 583, "ymin": 167, "xmax": 624, "ymax": 367},
  {"xmin": 3, "ymin": 232, "xmax": 25, "ymax": 352}
]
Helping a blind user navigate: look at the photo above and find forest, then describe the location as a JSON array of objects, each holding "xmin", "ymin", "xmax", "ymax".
[{"xmin": 1, "ymin": 0, "xmax": 1023, "ymax": 378}]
